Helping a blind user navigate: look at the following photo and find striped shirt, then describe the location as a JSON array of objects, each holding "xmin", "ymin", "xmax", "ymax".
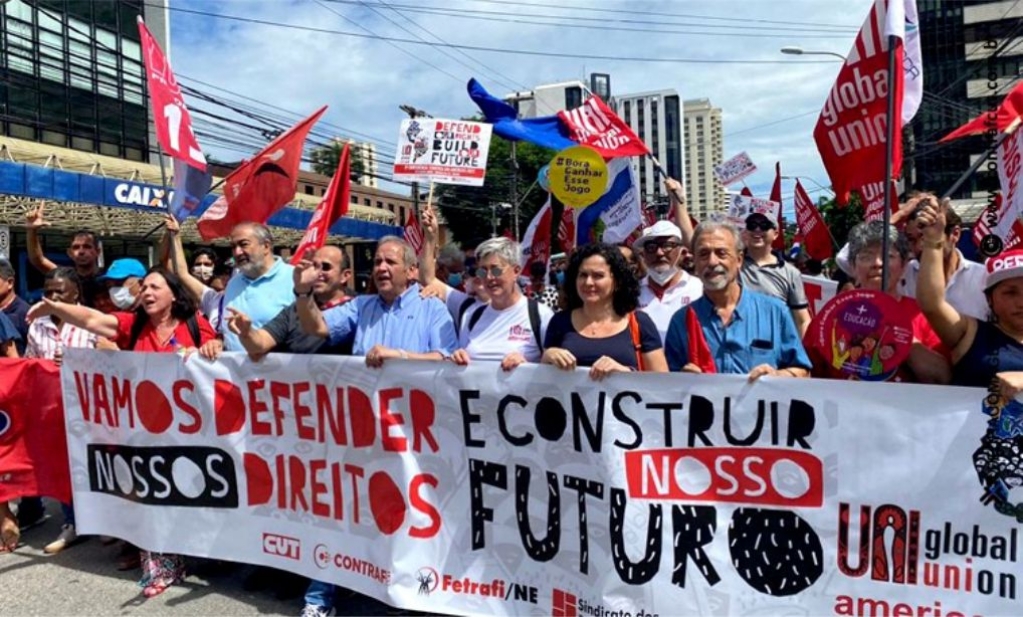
[{"xmin": 25, "ymin": 315, "xmax": 97, "ymax": 360}]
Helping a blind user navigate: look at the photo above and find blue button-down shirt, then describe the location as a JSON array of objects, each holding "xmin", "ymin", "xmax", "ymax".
[
  {"xmin": 665, "ymin": 289, "xmax": 811, "ymax": 374},
  {"xmin": 323, "ymin": 283, "xmax": 456, "ymax": 356},
  {"xmin": 221, "ymin": 257, "xmax": 295, "ymax": 352}
]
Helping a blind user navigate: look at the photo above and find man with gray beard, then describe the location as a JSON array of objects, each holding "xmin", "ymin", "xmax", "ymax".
[{"xmin": 664, "ymin": 221, "xmax": 811, "ymax": 381}]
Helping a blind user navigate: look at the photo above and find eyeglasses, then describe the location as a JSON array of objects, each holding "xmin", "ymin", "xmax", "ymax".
[
  {"xmin": 642, "ymin": 241, "xmax": 682, "ymax": 254},
  {"xmin": 475, "ymin": 265, "xmax": 506, "ymax": 279},
  {"xmin": 315, "ymin": 262, "xmax": 334, "ymax": 272},
  {"xmin": 746, "ymin": 220, "xmax": 774, "ymax": 232}
]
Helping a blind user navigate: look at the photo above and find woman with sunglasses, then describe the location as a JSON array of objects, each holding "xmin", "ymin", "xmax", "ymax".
[{"xmin": 543, "ymin": 243, "xmax": 668, "ymax": 380}]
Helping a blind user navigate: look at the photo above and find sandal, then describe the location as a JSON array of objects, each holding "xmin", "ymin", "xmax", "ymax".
[{"xmin": 142, "ymin": 577, "xmax": 176, "ymax": 598}]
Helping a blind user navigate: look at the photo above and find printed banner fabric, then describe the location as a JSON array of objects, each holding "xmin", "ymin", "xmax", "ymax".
[
  {"xmin": 393, "ymin": 119, "xmax": 492, "ymax": 186},
  {"xmin": 714, "ymin": 152, "xmax": 757, "ymax": 186},
  {"xmin": 45, "ymin": 350, "xmax": 1020, "ymax": 616}
]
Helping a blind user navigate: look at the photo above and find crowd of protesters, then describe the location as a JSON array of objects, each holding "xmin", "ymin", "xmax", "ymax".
[{"xmin": 2, "ymin": 182, "xmax": 1022, "ymax": 615}]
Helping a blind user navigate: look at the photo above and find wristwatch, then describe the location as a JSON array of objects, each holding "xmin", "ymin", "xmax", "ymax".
[
  {"xmin": 293, "ymin": 288, "xmax": 312, "ymax": 298},
  {"xmin": 922, "ymin": 239, "xmax": 945, "ymax": 250}
]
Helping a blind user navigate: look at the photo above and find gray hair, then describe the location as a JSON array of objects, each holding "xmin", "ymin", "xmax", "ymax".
[
  {"xmin": 475, "ymin": 237, "xmax": 521, "ymax": 268},
  {"xmin": 437, "ymin": 244, "xmax": 464, "ymax": 268},
  {"xmin": 847, "ymin": 220, "xmax": 909, "ymax": 263},
  {"xmin": 692, "ymin": 220, "xmax": 745, "ymax": 254},
  {"xmin": 232, "ymin": 222, "xmax": 274, "ymax": 247},
  {"xmin": 377, "ymin": 235, "xmax": 418, "ymax": 268}
]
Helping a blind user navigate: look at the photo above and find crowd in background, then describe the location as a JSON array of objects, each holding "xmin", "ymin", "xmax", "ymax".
[{"xmin": 2, "ymin": 181, "xmax": 1022, "ymax": 616}]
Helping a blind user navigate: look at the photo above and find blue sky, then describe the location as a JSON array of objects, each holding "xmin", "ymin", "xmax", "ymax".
[{"xmin": 165, "ymin": 0, "xmax": 878, "ymax": 216}]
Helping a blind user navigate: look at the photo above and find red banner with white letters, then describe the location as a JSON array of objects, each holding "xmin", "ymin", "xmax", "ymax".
[
  {"xmin": 558, "ymin": 96, "xmax": 650, "ymax": 158},
  {"xmin": 291, "ymin": 144, "xmax": 351, "ymax": 264}
]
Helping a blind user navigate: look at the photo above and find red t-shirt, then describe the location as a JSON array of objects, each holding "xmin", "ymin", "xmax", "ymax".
[
  {"xmin": 900, "ymin": 296, "xmax": 947, "ymax": 356},
  {"xmin": 114, "ymin": 311, "xmax": 216, "ymax": 352}
]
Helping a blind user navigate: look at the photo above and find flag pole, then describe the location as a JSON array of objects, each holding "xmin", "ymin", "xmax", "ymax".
[
  {"xmin": 156, "ymin": 147, "xmax": 181, "ymax": 275},
  {"xmin": 881, "ymin": 34, "xmax": 898, "ymax": 293},
  {"xmin": 940, "ymin": 119, "xmax": 1021, "ymax": 199}
]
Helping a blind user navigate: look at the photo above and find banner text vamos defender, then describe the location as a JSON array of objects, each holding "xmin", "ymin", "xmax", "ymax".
[{"xmin": 58, "ymin": 350, "xmax": 1018, "ymax": 615}]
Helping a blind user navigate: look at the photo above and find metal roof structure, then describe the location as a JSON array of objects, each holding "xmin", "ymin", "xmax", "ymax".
[{"xmin": 0, "ymin": 136, "xmax": 397, "ymax": 245}]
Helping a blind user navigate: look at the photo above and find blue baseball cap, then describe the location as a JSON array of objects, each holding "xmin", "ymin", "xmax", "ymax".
[{"xmin": 98, "ymin": 258, "xmax": 147, "ymax": 282}]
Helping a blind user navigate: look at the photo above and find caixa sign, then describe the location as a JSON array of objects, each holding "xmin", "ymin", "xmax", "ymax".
[{"xmin": 112, "ymin": 182, "xmax": 171, "ymax": 209}]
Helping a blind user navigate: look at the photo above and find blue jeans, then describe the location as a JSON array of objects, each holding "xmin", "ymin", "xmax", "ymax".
[
  {"xmin": 304, "ymin": 579, "xmax": 335, "ymax": 609},
  {"xmin": 61, "ymin": 502, "xmax": 74, "ymax": 526}
]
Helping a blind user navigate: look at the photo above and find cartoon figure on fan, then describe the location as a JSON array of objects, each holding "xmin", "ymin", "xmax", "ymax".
[{"xmin": 975, "ymin": 392, "xmax": 1023, "ymax": 521}]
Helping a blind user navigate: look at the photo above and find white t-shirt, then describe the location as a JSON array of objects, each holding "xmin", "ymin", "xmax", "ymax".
[
  {"xmin": 638, "ymin": 272, "xmax": 703, "ymax": 341},
  {"xmin": 460, "ymin": 296, "xmax": 553, "ymax": 362},
  {"xmin": 444, "ymin": 285, "xmax": 485, "ymax": 327},
  {"xmin": 900, "ymin": 251, "xmax": 989, "ymax": 320},
  {"xmin": 200, "ymin": 287, "xmax": 226, "ymax": 332}
]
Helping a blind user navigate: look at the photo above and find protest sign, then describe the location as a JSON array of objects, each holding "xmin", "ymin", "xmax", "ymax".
[
  {"xmin": 393, "ymin": 119, "xmax": 492, "ymax": 186},
  {"xmin": 39, "ymin": 350, "xmax": 1016, "ymax": 616},
  {"xmin": 725, "ymin": 193, "xmax": 779, "ymax": 225},
  {"xmin": 548, "ymin": 145, "xmax": 609, "ymax": 208},
  {"xmin": 714, "ymin": 151, "xmax": 757, "ymax": 186}
]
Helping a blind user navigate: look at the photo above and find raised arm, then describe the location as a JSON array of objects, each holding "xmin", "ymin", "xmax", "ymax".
[
  {"xmin": 27, "ymin": 298, "xmax": 120, "ymax": 339},
  {"xmin": 419, "ymin": 204, "xmax": 440, "ymax": 286},
  {"xmin": 914, "ymin": 198, "xmax": 971, "ymax": 351},
  {"xmin": 664, "ymin": 177, "xmax": 694, "ymax": 248},
  {"xmin": 293, "ymin": 252, "xmax": 329, "ymax": 338},
  {"xmin": 163, "ymin": 214, "xmax": 209, "ymax": 301},
  {"xmin": 25, "ymin": 203, "xmax": 58, "ymax": 274}
]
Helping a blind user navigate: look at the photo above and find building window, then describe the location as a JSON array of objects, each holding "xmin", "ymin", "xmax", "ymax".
[
  {"xmin": 304, "ymin": 186, "xmax": 314, "ymax": 195},
  {"xmin": 399, "ymin": 207, "xmax": 406, "ymax": 222},
  {"xmin": 565, "ymin": 86, "xmax": 583, "ymax": 111}
]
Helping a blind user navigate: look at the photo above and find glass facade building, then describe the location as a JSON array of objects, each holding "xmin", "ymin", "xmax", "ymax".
[{"xmin": 0, "ymin": 0, "xmax": 168, "ymax": 161}]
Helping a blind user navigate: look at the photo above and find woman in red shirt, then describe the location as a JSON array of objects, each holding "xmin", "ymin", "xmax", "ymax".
[{"xmin": 28, "ymin": 267, "xmax": 214, "ymax": 597}]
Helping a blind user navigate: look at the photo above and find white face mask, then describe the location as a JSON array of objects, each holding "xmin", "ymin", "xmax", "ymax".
[
  {"xmin": 192, "ymin": 265, "xmax": 213, "ymax": 280},
  {"xmin": 647, "ymin": 266, "xmax": 679, "ymax": 286},
  {"xmin": 109, "ymin": 285, "xmax": 137, "ymax": 310}
]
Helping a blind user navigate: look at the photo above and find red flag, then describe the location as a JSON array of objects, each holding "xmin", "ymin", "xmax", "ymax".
[
  {"xmin": 942, "ymin": 81, "xmax": 1023, "ymax": 142},
  {"xmin": 197, "ymin": 106, "xmax": 327, "ymax": 241},
  {"xmin": 137, "ymin": 17, "xmax": 206, "ymax": 172},
  {"xmin": 740, "ymin": 186, "xmax": 753, "ymax": 198},
  {"xmin": 559, "ymin": 95, "xmax": 651, "ymax": 158},
  {"xmin": 973, "ymin": 194, "xmax": 1023, "ymax": 250},
  {"xmin": 520, "ymin": 200, "xmax": 553, "ymax": 269},
  {"xmin": 404, "ymin": 212, "xmax": 424, "ymax": 255},
  {"xmin": 770, "ymin": 163, "xmax": 786, "ymax": 249},
  {"xmin": 291, "ymin": 144, "xmax": 351, "ymax": 264},
  {"xmin": 0, "ymin": 360, "xmax": 71, "ymax": 504},
  {"xmin": 814, "ymin": 0, "xmax": 911, "ymax": 207},
  {"xmin": 558, "ymin": 206, "xmax": 575, "ymax": 252},
  {"xmin": 794, "ymin": 180, "xmax": 833, "ymax": 259},
  {"xmin": 685, "ymin": 308, "xmax": 717, "ymax": 374}
]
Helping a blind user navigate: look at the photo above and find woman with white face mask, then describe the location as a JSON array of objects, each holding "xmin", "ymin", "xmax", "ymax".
[
  {"xmin": 99, "ymin": 258, "xmax": 147, "ymax": 311},
  {"xmin": 190, "ymin": 248, "xmax": 218, "ymax": 285}
]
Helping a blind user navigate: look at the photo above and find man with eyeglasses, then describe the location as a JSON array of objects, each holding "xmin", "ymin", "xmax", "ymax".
[
  {"xmin": 226, "ymin": 246, "xmax": 354, "ymax": 358},
  {"xmin": 633, "ymin": 220, "xmax": 703, "ymax": 341},
  {"xmin": 739, "ymin": 212, "xmax": 811, "ymax": 337}
]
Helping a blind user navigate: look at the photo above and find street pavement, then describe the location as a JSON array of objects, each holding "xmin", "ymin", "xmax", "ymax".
[{"xmin": 1, "ymin": 501, "xmax": 402, "ymax": 616}]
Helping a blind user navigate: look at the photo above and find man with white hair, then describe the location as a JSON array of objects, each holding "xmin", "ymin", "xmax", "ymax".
[{"xmin": 634, "ymin": 220, "xmax": 703, "ymax": 341}]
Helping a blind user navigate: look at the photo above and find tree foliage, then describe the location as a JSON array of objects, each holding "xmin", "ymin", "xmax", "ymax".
[
  {"xmin": 309, "ymin": 141, "xmax": 367, "ymax": 181},
  {"xmin": 817, "ymin": 192, "xmax": 865, "ymax": 250},
  {"xmin": 433, "ymin": 135, "xmax": 555, "ymax": 247}
]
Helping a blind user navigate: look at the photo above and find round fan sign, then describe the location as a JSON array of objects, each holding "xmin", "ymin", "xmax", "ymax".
[
  {"xmin": 548, "ymin": 145, "xmax": 608, "ymax": 208},
  {"xmin": 806, "ymin": 289, "xmax": 913, "ymax": 382}
]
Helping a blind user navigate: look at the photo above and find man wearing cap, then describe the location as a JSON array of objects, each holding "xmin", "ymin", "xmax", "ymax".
[
  {"xmin": 634, "ymin": 220, "xmax": 702, "ymax": 341},
  {"xmin": 739, "ymin": 212, "xmax": 811, "ymax": 337},
  {"xmin": 98, "ymin": 258, "xmax": 147, "ymax": 311},
  {"xmin": 0, "ymin": 258, "xmax": 30, "ymax": 356}
]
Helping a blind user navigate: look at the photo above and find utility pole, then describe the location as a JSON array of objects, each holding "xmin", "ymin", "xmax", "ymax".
[
  {"xmin": 510, "ymin": 142, "xmax": 520, "ymax": 239},
  {"xmin": 399, "ymin": 104, "xmax": 432, "ymax": 219}
]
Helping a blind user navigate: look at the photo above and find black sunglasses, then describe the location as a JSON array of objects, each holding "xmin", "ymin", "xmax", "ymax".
[
  {"xmin": 746, "ymin": 220, "xmax": 774, "ymax": 232},
  {"xmin": 475, "ymin": 265, "xmax": 506, "ymax": 279},
  {"xmin": 642, "ymin": 241, "xmax": 682, "ymax": 254}
]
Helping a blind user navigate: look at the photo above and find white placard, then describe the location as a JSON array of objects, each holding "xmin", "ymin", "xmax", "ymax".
[
  {"xmin": 393, "ymin": 118, "xmax": 492, "ymax": 186},
  {"xmin": 714, "ymin": 151, "xmax": 757, "ymax": 185}
]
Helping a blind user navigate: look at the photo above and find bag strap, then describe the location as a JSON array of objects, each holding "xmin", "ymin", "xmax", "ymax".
[
  {"xmin": 456, "ymin": 296, "xmax": 476, "ymax": 334},
  {"xmin": 466, "ymin": 303, "xmax": 488, "ymax": 335},
  {"xmin": 628, "ymin": 311, "xmax": 645, "ymax": 372},
  {"xmin": 527, "ymin": 298, "xmax": 543, "ymax": 353},
  {"xmin": 186, "ymin": 314, "xmax": 202, "ymax": 348}
]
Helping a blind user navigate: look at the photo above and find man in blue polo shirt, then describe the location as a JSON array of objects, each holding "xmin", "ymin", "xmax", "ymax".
[{"xmin": 665, "ymin": 220, "xmax": 811, "ymax": 381}]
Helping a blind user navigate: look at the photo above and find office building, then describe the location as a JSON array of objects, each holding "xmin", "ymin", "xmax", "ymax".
[
  {"xmin": 0, "ymin": 0, "xmax": 170, "ymax": 162},
  {"xmin": 911, "ymin": 1, "xmax": 1023, "ymax": 199},
  {"xmin": 683, "ymin": 98, "xmax": 726, "ymax": 219},
  {"xmin": 347, "ymin": 140, "xmax": 379, "ymax": 188},
  {"xmin": 505, "ymin": 73, "xmax": 612, "ymax": 118},
  {"xmin": 615, "ymin": 89, "xmax": 684, "ymax": 205}
]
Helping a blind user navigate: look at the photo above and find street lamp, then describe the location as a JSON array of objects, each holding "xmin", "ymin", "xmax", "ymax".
[
  {"xmin": 780, "ymin": 46, "xmax": 847, "ymax": 61},
  {"xmin": 490, "ymin": 202, "xmax": 512, "ymax": 237}
]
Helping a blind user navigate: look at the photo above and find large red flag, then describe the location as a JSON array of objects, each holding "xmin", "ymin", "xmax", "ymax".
[
  {"xmin": 813, "ymin": 0, "xmax": 921, "ymax": 210},
  {"xmin": 520, "ymin": 199, "xmax": 553, "ymax": 269},
  {"xmin": 137, "ymin": 17, "xmax": 206, "ymax": 172},
  {"xmin": 291, "ymin": 144, "xmax": 351, "ymax": 264},
  {"xmin": 404, "ymin": 212, "xmax": 424, "ymax": 255},
  {"xmin": 197, "ymin": 106, "xmax": 327, "ymax": 241},
  {"xmin": 941, "ymin": 81, "xmax": 1023, "ymax": 142},
  {"xmin": 0, "ymin": 360, "xmax": 71, "ymax": 504},
  {"xmin": 559, "ymin": 95, "xmax": 651, "ymax": 158},
  {"xmin": 770, "ymin": 162, "xmax": 786, "ymax": 249},
  {"xmin": 794, "ymin": 180, "xmax": 833, "ymax": 259}
]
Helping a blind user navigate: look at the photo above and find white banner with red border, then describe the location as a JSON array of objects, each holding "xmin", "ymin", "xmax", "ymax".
[
  {"xmin": 393, "ymin": 118, "xmax": 492, "ymax": 186},
  {"xmin": 61, "ymin": 351, "xmax": 1017, "ymax": 616}
]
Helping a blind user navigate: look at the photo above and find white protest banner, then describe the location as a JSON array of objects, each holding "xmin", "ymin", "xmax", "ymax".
[
  {"xmin": 61, "ymin": 350, "xmax": 1018, "ymax": 616},
  {"xmin": 802, "ymin": 274, "xmax": 838, "ymax": 319},
  {"xmin": 726, "ymin": 193, "xmax": 780, "ymax": 225},
  {"xmin": 393, "ymin": 118, "xmax": 492, "ymax": 186},
  {"xmin": 714, "ymin": 151, "xmax": 757, "ymax": 186}
]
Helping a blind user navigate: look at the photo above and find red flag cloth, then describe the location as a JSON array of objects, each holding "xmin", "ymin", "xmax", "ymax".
[
  {"xmin": 520, "ymin": 200, "xmax": 553, "ymax": 269},
  {"xmin": 814, "ymin": 0, "xmax": 906, "ymax": 207},
  {"xmin": 685, "ymin": 307, "xmax": 717, "ymax": 374},
  {"xmin": 290, "ymin": 144, "xmax": 351, "ymax": 264},
  {"xmin": 404, "ymin": 212, "xmax": 424, "ymax": 255},
  {"xmin": 559, "ymin": 95, "xmax": 651, "ymax": 158},
  {"xmin": 197, "ymin": 106, "xmax": 327, "ymax": 241},
  {"xmin": 740, "ymin": 186, "xmax": 753, "ymax": 198},
  {"xmin": 0, "ymin": 359, "xmax": 71, "ymax": 503},
  {"xmin": 770, "ymin": 162, "xmax": 786, "ymax": 249},
  {"xmin": 973, "ymin": 194, "xmax": 1023, "ymax": 250},
  {"xmin": 942, "ymin": 81, "xmax": 1023, "ymax": 142},
  {"xmin": 137, "ymin": 18, "xmax": 206, "ymax": 172},
  {"xmin": 794, "ymin": 180, "xmax": 834, "ymax": 259},
  {"xmin": 558, "ymin": 206, "xmax": 575, "ymax": 252}
]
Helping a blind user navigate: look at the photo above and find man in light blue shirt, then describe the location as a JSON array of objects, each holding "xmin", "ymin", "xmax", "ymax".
[{"xmin": 296, "ymin": 235, "xmax": 455, "ymax": 364}]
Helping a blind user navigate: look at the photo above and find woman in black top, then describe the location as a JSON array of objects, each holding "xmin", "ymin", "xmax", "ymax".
[{"xmin": 543, "ymin": 243, "xmax": 666, "ymax": 379}]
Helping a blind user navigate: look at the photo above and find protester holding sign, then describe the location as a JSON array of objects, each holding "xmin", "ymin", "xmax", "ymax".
[
  {"xmin": 542, "ymin": 243, "xmax": 666, "ymax": 378},
  {"xmin": 665, "ymin": 221, "xmax": 810, "ymax": 380},
  {"xmin": 739, "ymin": 211, "xmax": 811, "ymax": 337},
  {"xmin": 915, "ymin": 199, "xmax": 1023, "ymax": 391},
  {"xmin": 26, "ymin": 266, "xmax": 215, "ymax": 596}
]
